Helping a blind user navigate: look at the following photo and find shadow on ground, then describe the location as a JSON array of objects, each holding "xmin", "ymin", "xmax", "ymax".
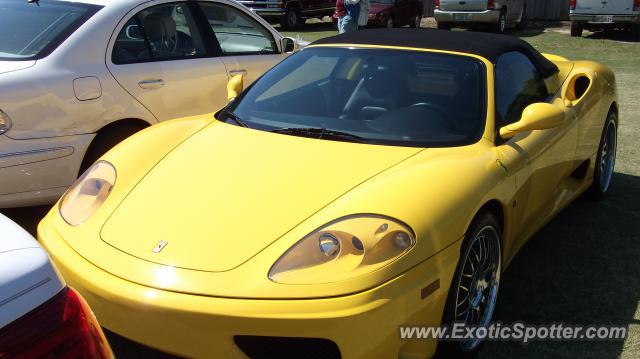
[
  {"xmin": 585, "ymin": 29, "xmax": 640, "ymax": 43},
  {"xmin": 2, "ymin": 204, "xmax": 50, "ymax": 236},
  {"xmin": 479, "ymin": 172, "xmax": 640, "ymax": 358}
]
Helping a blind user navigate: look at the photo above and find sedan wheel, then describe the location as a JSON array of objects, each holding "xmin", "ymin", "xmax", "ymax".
[
  {"xmin": 412, "ymin": 15, "xmax": 421, "ymax": 28},
  {"xmin": 439, "ymin": 213, "xmax": 502, "ymax": 355}
]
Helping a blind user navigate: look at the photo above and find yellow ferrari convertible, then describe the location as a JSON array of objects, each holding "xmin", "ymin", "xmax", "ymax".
[{"xmin": 39, "ymin": 29, "xmax": 618, "ymax": 358}]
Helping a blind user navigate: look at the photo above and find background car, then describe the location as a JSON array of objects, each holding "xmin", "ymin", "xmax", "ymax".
[
  {"xmin": 570, "ymin": 0, "xmax": 640, "ymax": 38},
  {"xmin": 332, "ymin": 0, "xmax": 422, "ymax": 28},
  {"xmin": 434, "ymin": 0, "xmax": 526, "ymax": 32},
  {"xmin": 237, "ymin": 0, "xmax": 336, "ymax": 29},
  {"xmin": 39, "ymin": 29, "xmax": 618, "ymax": 358},
  {"xmin": 0, "ymin": 213, "xmax": 112, "ymax": 358},
  {"xmin": 0, "ymin": 0, "xmax": 299, "ymax": 209}
]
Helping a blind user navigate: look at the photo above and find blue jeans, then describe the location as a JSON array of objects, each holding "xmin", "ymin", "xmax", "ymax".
[
  {"xmin": 338, "ymin": 4, "xmax": 360, "ymax": 33},
  {"xmin": 338, "ymin": 15, "xmax": 356, "ymax": 33}
]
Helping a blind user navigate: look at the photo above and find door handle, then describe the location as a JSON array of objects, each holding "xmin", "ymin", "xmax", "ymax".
[
  {"xmin": 229, "ymin": 69, "xmax": 248, "ymax": 77},
  {"xmin": 138, "ymin": 79, "xmax": 165, "ymax": 89}
]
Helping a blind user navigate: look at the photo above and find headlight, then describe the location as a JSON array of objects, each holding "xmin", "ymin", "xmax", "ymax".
[
  {"xmin": 0, "ymin": 110, "xmax": 12, "ymax": 135},
  {"xmin": 59, "ymin": 161, "xmax": 116, "ymax": 226},
  {"xmin": 269, "ymin": 215, "xmax": 415, "ymax": 284}
]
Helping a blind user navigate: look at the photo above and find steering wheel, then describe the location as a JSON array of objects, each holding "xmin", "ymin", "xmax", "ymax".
[{"xmin": 409, "ymin": 102, "xmax": 456, "ymax": 131}]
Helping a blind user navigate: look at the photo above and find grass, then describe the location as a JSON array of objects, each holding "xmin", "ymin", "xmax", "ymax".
[{"xmin": 3, "ymin": 21, "xmax": 640, "ymax": 359}]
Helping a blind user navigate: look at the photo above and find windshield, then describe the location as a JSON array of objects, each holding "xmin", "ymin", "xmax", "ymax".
[
  {"xmin": 0, "ymin": 0, "xmax": 102, "ymax": 61},
  {"xmin": 228, "ymin": 47, "xmax": 486, "ymax": 147}
]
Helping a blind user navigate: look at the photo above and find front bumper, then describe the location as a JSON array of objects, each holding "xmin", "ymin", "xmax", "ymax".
[
  {"xmin": 39, "ymin": 216, "xmax": 459, "ymax": 358},
  {"xmin": 434, "ymin": 9, "xmax": 500, "ymax": 23}
]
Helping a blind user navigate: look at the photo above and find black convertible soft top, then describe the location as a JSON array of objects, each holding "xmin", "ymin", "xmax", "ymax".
[{"xmin": 311, "ymin": 28, "xmax": 559, "ymax": 78}]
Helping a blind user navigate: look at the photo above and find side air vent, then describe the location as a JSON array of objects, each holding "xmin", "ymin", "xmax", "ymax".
[{"xmin": 565, "ymin": 74, "xmax": 591, "ymax": 102}]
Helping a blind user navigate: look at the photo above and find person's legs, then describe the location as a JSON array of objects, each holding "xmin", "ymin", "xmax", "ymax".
[
  {"xmin": 338, "ymin": 14, "xmax": 357, "ymax": 33},
  {"xmin": 345, "ymin": 4, "xmax": 360, "ymax": 31},
  {"xmin": 338, "ymin": 16, "xmax": 347, "ymax": 33}
]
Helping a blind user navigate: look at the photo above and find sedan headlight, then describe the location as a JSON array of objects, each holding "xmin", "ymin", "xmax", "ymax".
[
  {"xmin": 0, "ymin": 110, "xmax": 12, "ymax": 135},
  {"xmin": 59, "ymin": 161, "xmax": 116, "ymax": 226},
  {"xmin": 269, "ymin": 215, "xmax": 415, "ymax": 284}
]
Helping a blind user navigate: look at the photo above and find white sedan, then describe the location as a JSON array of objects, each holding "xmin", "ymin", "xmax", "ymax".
[
  {"xmin": 0, "ymin": 0, "xmax": 297, "ymax": 208},
  {"xmin": 0, "ymin": 213, "xmax": 112, "ymax": 357}
]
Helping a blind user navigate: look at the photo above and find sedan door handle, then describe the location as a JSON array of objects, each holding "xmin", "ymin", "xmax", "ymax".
[
  {"xmin": 229, "ymin": 69, "xmax": 248, "ymax": 77},
  {"xmin": 138, "ymin": 79, "xmax": 165, "ymax": 89}
]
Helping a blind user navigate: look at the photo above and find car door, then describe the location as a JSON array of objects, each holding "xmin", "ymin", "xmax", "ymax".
[
  {"xmin": 107, "ymin": 1, "xmax": 230, "ymax": 122},
  {"xmin": 493, "ymin": 52, "xmax": 578, "ymax": 253},
  {"xmin": 197, "ymin": 1, "xmax": 286, "ymax": 88}
]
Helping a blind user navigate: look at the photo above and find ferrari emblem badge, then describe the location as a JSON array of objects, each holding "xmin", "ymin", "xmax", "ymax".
[{"xmin": 152, "ymin": 240, "xmax": 168, "ymax": 253}]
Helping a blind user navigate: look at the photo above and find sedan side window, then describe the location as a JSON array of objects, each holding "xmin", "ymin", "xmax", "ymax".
[
  {"xmin": 198, "ymin": 2, "xmax": 277, "ymax": 55},
  {"xmin": 112, "ymin": 3, "xmax": 206, "ymax": 64},
  {"xmin": 495, "ymin": 51, "xmax": 549, "ymax": 127}
]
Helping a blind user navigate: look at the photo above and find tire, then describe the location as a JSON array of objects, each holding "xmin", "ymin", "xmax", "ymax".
[
  {"xmin": 570, "ymin": 21, "xmax": 583, "ymax": 37},
  {"xmin": 589, "ymin": 112, "xmax": 617, "ymax": 200},
  {"xmin": 437, "ymin": 22, "xmax": 452, "ymax": 30},
  {"xmin": 386, "ymin": 17, "xmax": 394, "ymax": 28},
  {"xmin": 494, "ymin": 9, "xmax": 507, "ymax": 33},
  {"xmin": 79, "ymin": 122, "xmax": 147, "ymax": 175},
  {"xmin": 411, "ymin": 14, "xmax": 422, "ymax": 28},
  {"xmin": 631, "ymin": 23, "xmax": 640, "ymax": 41},
  {"xmin": 437, "ymin": 212, "xmax": 502, "ymax": 357},
  {"xmin": 280, "ymin": 6, "xmax": 301, "ymax": 30},
  {"xmin": 516, "ymin": 6, "xmax": 526, "ymax": 30}
]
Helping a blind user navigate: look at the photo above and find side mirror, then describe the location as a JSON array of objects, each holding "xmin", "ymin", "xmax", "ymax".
[
  {"xmin": 227, "ymin": 74, "xmax": 243, "ymax": 102},
  {"xmin": 282, "ymin": 37, "xmax": 298, "ymax": 53},
  {"xmin": 499, "ymin": 103, "xmax": 565, "ymax": 139}
]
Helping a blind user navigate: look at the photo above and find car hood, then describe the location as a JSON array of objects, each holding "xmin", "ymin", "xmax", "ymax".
[
  {"xmin": 101, "ymin": 123, "xmax": 421, "ymax": 272},
  {"xmin": 370, "ymin": 3, "xmax": 393, "ymax": 14},
  {"xmin": 0, "ymin": 60, "xmax": 35, "ymax": 75}
]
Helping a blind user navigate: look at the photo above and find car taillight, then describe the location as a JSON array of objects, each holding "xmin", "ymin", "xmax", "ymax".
[
  {"xmin": 570, "ymin": 0, "xmax": 576, "ymax": 10},
  {"xmin": 0, "ymin": 287, "xmax": 112, "ymax": 359},
  {"xmin": 487, "ymin": 0, "xmax": 495, "ymax": 9},
  {"xmin": 634, "ymin": 0, "xmax": 640, "ymax": 11},
  {"xmin": 434, "ymin": 0, "xmax": 440, "ymax": 10}
]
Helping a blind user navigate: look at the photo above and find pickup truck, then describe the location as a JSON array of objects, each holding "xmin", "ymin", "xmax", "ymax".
[
  {"xmin": 570, "ymin": 0, "xmax": 640, "ymax": 38},
  {"xmin": 434, "ymin": 0, "xmax": 526, "ymax": 33},
  {"xmin": 238, "ymin": 0, "xmax": 336, "ymax": 29}
]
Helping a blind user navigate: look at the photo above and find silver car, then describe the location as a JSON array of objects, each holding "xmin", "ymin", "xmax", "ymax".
[
  {"xmin": 434, "ymin": 0, "xmax": 526, "ymax": 33},
  {"xmin": 570, "ymin": 0, "xmax": 640, "ymax": 39}
]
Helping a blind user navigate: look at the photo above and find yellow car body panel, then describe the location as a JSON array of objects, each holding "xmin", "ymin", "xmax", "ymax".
[{"xmin": 38, "ymin": 43, "xmax": 618, "ymax": 358}]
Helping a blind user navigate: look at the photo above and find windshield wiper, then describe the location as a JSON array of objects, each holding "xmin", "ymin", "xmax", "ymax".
[
  {"xmin": 270, "ymin": 127, "xmax": 367, "ymax": 143},
  {"xmin": 218, "ymin": 108, "xmax": 248, "ymax": 128}
]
